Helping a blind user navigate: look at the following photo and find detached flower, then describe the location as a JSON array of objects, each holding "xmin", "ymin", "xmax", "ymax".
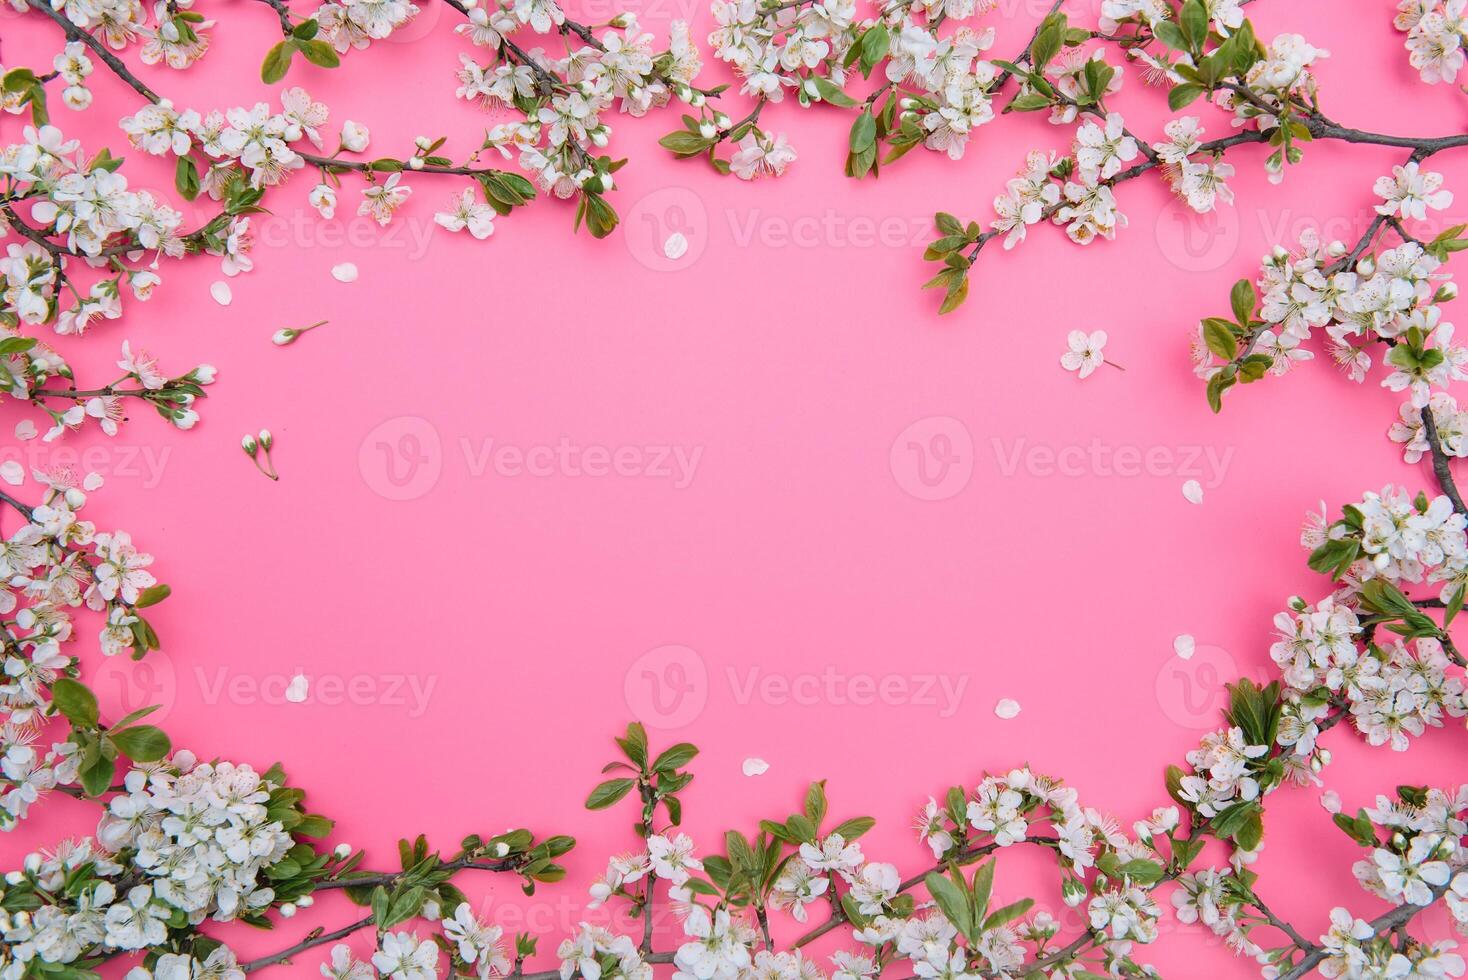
[{"xmin": 1060, "ymin": 330, "xmax": 1120, "ymax": 379}]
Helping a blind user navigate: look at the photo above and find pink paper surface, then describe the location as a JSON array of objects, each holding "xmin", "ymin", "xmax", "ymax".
[{"xmin": 5, "ymin": 0, "xmax": 1467, "ymax": 974}]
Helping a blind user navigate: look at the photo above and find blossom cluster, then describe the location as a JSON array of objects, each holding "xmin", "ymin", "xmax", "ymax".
[
  {"xmin": 1189, "ymin": 167, "xmax": 1464, "ymax": 427},
  {"xmin": 1395, "ymin": 0, "xmax": 1468, "ymax": 86}
]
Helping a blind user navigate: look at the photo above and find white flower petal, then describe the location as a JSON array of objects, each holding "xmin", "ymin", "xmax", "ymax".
[
  {"xmin": 1182, "ymin": 479, "xmax": 1204, "ymax": 504},
  {"xmin": 1173, "ymin": 634, "xmax": 1195, "ymax": 660},
  {"xmin": 0, "ymin": 461, "xmax": 22, "ymax": 486},
  {"xmin": 332, "ymin": 263, "xmax": 359, "ymax": 283},
  {"xmin": 284, "ymin": 673, "xmax": 309, "ymax": 704},
  {"xmin": 209, "ymin": 281, "xmax": 232, "ymax": 306},
  {"xmin": 994, "ymin": 698, "xmax": 1021, "ymax": 719},
  {"xmin": 664, "ymin": 232, "xmax": 689, "ymax": 261},
  {"xmin": 741, "ymin": 757, "xmax": 770, "ymax": 777},
  {"xmin": 83, "ymin": 472, "xmax": 105, "ymax": 491}
]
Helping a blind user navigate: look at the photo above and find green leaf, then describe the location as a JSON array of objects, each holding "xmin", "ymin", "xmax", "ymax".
[
  {"xmin": 969, "ymin": 860, "xmax": 994, "ymax": 922},
  {"xmin": 80, "ymin": 753, "xmax": 115, "ymax": 797},
  {"xmin": 1168, "ymin": 83, "xmax": 1206, "ymax": 111},
  {"xmin": 829, "ymin": 816, "xmax": 876, "ymax": 841},
  {"xmin": 785, "ymin": 813, "xmax": 818, "ymax": 843},
  {"xmin": 1153, "ymin": 21, "xmax": 1188, "ymax": 51},
  {"xmin": 982, "ymin": 898, "xmax": 1034, "ymax": 931},
  {"xmin": 805, "ymin": 780, "xmax": 828, "ymax": 825},
  {"xmin": 1029, "ymin": 15, "xmax": 1064, "ymax": 70},
  {"xmin": 659, "ymin": 131, "xmax": 713, "ymax": 158},
  {"xmin": 110, "ymin": 725, "xmax": 171, "ymax": 762},
  {"xmin": 52, "ymin": 678, "xmax": 100, "ymax": 728},
  {"xmin": 1205, "ymin": 369, "xmax": 1235, "ymax": 413},
  {"xmin": 581, "ymin": 193, "xmax": 619, "ymax": 239},
  {"xmin": 924, "ymin": 872, "xmax": 973, "ymax": 937},
  {"xmin": 1179, "ymin": 0, "xmax": 1207, "ymax": 48},
  {"xmin": 135, "ymin": 583, "xmax": 172, "ymax": 608},
  {"xmin": 261, "ymin": 41, "xmax": 294, "ymax": 83},
  {"xmin": 1201, "ymin": 318, "xmax": 1238, "ymax": 360},
  {"xmin": 934, "ymin": 212, "xmax": 964, "ymax": 236},
  {"xmin": 297, "ymin": 39, "xmax": 341, "ymax": 69},
  {"xmin": 615, "ymin": 722, "xmax": 648, "ymax": 768},
  {"xmin": 938, "ymin": 275, "xmax": 969, "ymax": 315},
  {"xmin": 1116, "ymin": 859, "xmax": 1166, "ymax": 886},
  {"xmin": 811, "ymin": 76, "xmax": 860, "ymax": 108},
  {"xmin": 0, "ymin": 336, "xmax": 37, "ymax": 356},
  {"xmin": 849, "ymin": 112, "xmax": 877, "ymax": 153},
  {"xmin": 860, "ymin": 24, "xmax": 889, "ymax": 70},
  {"xmin": 651, "ymin": 743, "xmax": 698, "ymax": 772},
  {"xmin": 585, "ymin": 778, "xmax": 636, "ymax": 810},
  {"xmin": 1230, "ymin": 279, "xmax": 1256, "ymax": 325},
  {"xmin": 174, "ymin": 158, "xmax": 200, "ymax": 201},
  {"xmin": 291, "ymin": 17, "xmax": 320, "ymax": 39}
]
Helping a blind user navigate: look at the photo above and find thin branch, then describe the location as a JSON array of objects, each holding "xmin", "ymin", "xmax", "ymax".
[
  {"xmin": 242, "ymin": 915, "xmax": 374, "ymax": 972},
  {"xmin": 1421, "ymin": 404, "xmax": 1467, "ymax": 516}
]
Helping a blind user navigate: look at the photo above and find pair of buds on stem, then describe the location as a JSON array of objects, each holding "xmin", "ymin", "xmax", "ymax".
[{"xmin": 241, "ymin": 429, "xmax": 279, "ymax": 481}]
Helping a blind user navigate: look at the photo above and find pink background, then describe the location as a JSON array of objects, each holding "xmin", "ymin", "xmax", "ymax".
[{"xmin": 6, "ymin": 0, "xmax": 1468, "ymax": 974}]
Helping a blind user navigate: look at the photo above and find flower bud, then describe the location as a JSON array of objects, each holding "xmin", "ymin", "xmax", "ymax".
[
  {"xmin": 258, "ymin": 429, "xmax": 273, "ymax": 451},
  {"xmin": 241, "ymin": 435, "xmax": 258, "ymax": 457},
  {"xmin": 1358, "ymin": 256, "xmax": 1376, "ymax": 277},
  {"xmin": 335, "ymin": 843, "xmax": 353, "ymax": 859},
  {"xmin": 690, "ymin": 93, "xmax": 706, "ymax": 107},
  {"xmin": 408, "ymin": 157, "xmax": 424, "ymax": 170},
  {"xmin": 714, "ymin": 112, "xmax": 731, "ymax": 128},
  {"xmin": 280, "ymin": 903, "xmax": 297, "ymax": 918},
  {"xmin": 1438, "ymin": 283, "xmax": 1459, "ymax": 302},
  {"xmin": 272, "ymin": 328, "xmax": 298, "ymax": 346},
  {"xmin": 1061, "ymin": 878, "xmax": 1086, "ymax": 907},
  {"xmin": 699, "ymin": 121, "xmax": 717, "ymax": 139},
  {"xmin": 64, "ymin": 487, "xmax": 85, "ymax": 509}
]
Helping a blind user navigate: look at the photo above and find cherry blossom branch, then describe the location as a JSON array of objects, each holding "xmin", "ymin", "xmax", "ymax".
[
  {"xmin": 25, "ymin": 0, "xmax": 163, "ymax": 102},
  {"xmin": 242, "ymin": 914, "xmax": 375, "ymax": 972},
  {"xmin": 1277, "ymin": 884, "xmax": 1454, "ymax": 980},
  {"xmin": 1421, "ymin": 405, "xmax": 1467, "ymax": 516}
]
